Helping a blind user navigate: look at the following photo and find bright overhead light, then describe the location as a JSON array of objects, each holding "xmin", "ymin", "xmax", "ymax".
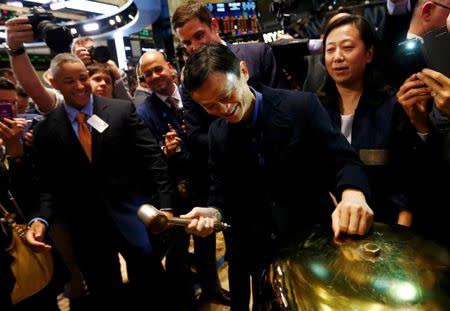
[
  {"xmin": 109, "ymin": 19, "xmax": 116, "ymax": 26},
  {"xmin": 83, "ymin": 22, "xmax": 99, "ymax": 32},
  {"xmin": 6, "ymin": 2, "xmax": 23, "ymax": 8},
  {"xmin": 115, "ymin": 16, "xmax": 122, "ymax": 23},
  {"xmin": 24, "ymin": 0, "xmax": 52, "ymax": 4},
  {"xmin": 63, "ymin": 0, "xmax": 118, "ymax": 15},
  {"xmin": 50, "ymin": 2, "xmax": 66, "ymax": 10},
  {"xmin": 128, "ymin": 14, "xmax": 134, "ymax": 20},
  {"xmin": 70, "ymin": 28, "xmax": 77, "ymax": 35}
]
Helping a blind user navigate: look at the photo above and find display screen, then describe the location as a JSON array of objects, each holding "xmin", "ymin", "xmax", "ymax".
[{"xmin": 206, "ymin": 2, "xmax": 259, "ymax": 37}]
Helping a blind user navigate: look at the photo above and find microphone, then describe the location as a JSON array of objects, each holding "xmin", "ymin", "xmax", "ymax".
[{"xmin": 137, "ymin": 204, "xmax": 230, "ymax": 234}]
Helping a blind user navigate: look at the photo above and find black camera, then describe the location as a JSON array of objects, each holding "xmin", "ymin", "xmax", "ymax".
[
  {"xmin": 27, "ymin": 6, "xmax": 73, "ymax": 54},
  {"xmin": 88, "ymin": 46, "xmax": 111, "ymax": 63}
]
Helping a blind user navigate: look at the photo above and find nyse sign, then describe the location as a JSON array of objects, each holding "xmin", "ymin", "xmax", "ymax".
[{"xmin": 262, "ymin": 30, "xmax": 285, "ymax": 43}]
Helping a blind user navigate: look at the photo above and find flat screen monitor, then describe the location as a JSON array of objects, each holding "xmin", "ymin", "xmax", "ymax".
[{"xmin": 206, "ymin": 2, "xmax": 259, "ymax": 38}]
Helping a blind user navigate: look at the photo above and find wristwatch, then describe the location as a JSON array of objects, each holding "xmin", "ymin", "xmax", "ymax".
[{"xmin": 4, "ymin": 44, "xmax": 25, "ymax": 57}]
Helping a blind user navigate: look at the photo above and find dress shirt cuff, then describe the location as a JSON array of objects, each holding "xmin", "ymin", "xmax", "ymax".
[
  {"xmin": 387, "ymin": 0, "xmax": 410, "ymax": 15},
  {"xmin": 416, "ymin": 131, "xmax": 429, "ymax": 142},
  {"xmin": 28, "ymin": 217, "xmax": 49, "ymax": 228}
]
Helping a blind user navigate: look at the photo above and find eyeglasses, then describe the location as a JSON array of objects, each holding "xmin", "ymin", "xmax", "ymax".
[{"xmin": 433, "ymin": 1, "xmax": 450, "ymax": 10}]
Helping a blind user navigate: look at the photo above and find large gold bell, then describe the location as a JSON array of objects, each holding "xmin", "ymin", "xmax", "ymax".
[{"xmin": 262, "ymin": 223, "xmax": 450, "ymax": 310}]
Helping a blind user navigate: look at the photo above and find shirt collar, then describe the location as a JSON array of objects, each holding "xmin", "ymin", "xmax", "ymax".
[
  {"xmin": 64, "ymin": 94, "xmax": 94, "ymax": 122},
  {"xmin": 407, "ymin": 32, "xmax": 424, "ymax": 43},
  {"xmin": 155, "ymin": 84, "xmax": 182, "ymax": 109},
  {"xmin": 249, "ymin": 86, "xmax": 262, "ymax": 128}
]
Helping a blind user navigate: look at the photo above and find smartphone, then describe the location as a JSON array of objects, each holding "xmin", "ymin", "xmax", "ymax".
[
  {"xmin": 397, "ymin": 38, "xmax": 427, "ymax": 77},
  {"xmin": 0, "ymin": 103, "xmax": 14, "ymax": 126},
  {"xmin": 422, "ymin": 25, "xmax": 450, "ymax": 77}
]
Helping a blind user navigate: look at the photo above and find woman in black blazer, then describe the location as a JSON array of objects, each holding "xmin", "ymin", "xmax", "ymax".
[{"xmin": 319, "ymin": 15, "xmax": 424, "ymax": 227}]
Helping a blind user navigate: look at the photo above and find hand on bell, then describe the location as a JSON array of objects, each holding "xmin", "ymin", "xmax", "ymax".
[{"xmin": 332, "ymin": 189, "xmax": 374, "ymax": 238}]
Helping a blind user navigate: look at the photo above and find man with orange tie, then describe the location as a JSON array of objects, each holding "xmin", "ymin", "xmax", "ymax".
[{"xmin": 6, "ymin": 21, "xmax": 178, "ymax": 308}]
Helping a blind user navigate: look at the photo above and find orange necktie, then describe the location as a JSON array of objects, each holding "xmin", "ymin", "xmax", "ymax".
[{"xmin": 75, "ymin": 112, "xmax": 92, "ymax": 162}]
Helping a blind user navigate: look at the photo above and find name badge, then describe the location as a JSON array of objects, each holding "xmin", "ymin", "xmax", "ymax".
[
  {"xmin": 87, "ymin": 114, "xmax": 109, "ymax": 133},
  {"xmin": 359, "ymin": 149, "xmax": 389, "ymax": 165}
]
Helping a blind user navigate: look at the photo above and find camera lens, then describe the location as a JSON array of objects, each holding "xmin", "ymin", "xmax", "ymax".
[
  {"xmin": 38, "ymin": 21, "xmax": 73, "ymax": 53},
  {"xmin": 27, "ymin": 6, "xmax": 73, "ymax": 54},
  {"xmin": 89, "ymin": 46, "xmax": 111, "ymax": 63}
]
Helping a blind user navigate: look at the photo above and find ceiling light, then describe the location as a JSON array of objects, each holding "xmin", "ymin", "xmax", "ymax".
[
  {"xmin": 109, "ymin": 19, "xmax": 116, "ymax": 26},
  {"xmin": 25, "ymin": 0, "xmax": 52, "ymax": 4},
  {"xmin": 83, "ymin": 22, "xmax": 99, "ymax": 32},
  {"xmin": 6, "ymin": 2, "xmax": 23, "ymax": 8},
  {"xmin": 70, "ymin": 28, "xmax": 77, "ymax": 35},
  {"xmin": 115, "ymin": 16, "xmax": 122, "ymax": 23},
  {"xmin": 50, "ymin": 2, "xmax": 66, "ymax": 10},
  {"xmin": 63, "ymin": 0, "xmax": 118, "ymax": 15},
  {"xmin": 128, "ymin": 14, "xmax": 134, "ymax": 20}
]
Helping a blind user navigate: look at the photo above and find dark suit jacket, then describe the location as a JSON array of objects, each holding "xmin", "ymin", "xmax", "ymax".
[
  {"xmin": 136, "ymin": 92, "xmax": 192, "ymax": 194},
  {"xmin": 377, "ymin": 11, "xmax": 413, "ymax": 88},
  {"xmin": 208, "ymin": 86, "xmax": 370, "ymax": 257},
  {"xmin": 228, "ymin": 42, "xmax": 280, "ymax": 89},
  {"xmin": 32, "ymin": 95, "xmax": 176, "ymax": 250},
  {"xmin": 323, "ymin": 92, "xmax": 426, "ymax": 224},
  {"xmin": 413, "ymin": 106, "xmax": 450, "ymax": 247},
  {"xmin": 133, "ymin": 86, "xmax": 152, "ymax": 108}
]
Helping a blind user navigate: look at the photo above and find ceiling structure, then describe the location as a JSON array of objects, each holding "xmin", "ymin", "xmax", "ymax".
[
  {"xmin": 1, "ymin": 0, "xmax": 129, "ymax": 21},
  {"xmin": 0, "ymin": 0, "xmax": 161, "ymax": 41}
]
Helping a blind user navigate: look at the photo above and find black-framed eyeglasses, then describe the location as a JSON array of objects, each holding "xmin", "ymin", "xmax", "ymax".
[{"xmin": 433, "ymin": 1, "xmax": 450, "ymax": 10}]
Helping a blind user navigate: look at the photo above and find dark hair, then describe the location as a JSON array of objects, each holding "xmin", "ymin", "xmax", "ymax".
[
  {"xmin": 87, "ymin": 63, "xmax": 115, "ymax": 83},
  {"xmin": 0, "ymin": 77, "xmax": 16, "ymax": 91},
  {"xmin": 320, "ymin": 8, "xmax": 352, "ymax": 34},
  {"xmin": 183, "ymin": 43, "xmax": 240, "ymax": 93},
  {"xmin": 172, "ymin": 0, "xmax": 212, "ymax": 30},
  {"xmin": 319, "ymin": 15, "xmax": 392, "ymax": 105},
  {"xmin": 15, "ymin": 85, "xmax": 28, "ymax": 98}
]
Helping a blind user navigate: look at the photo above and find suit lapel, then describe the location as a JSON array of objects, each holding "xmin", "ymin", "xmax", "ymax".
[
  {"xmin": 92, "ymin": 95, "xmax": 109, "ymax": 164},
  {"xmin": 51, "ymin": 104, "xmax": 75, "ymax": 141},
  {"xmin": 41, "ymin": 104, "xmax": 93, "ymax": 168},
  {"xmin": 261, "ymin": 86, "xmax": 292, "ymax": 145}
]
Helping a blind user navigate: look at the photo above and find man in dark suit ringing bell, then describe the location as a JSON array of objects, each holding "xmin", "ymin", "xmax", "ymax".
[{"xmin": 171, "ymin": 1, "xmax": 288, "ymax": 306}]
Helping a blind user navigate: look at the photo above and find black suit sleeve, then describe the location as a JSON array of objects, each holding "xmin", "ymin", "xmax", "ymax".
[{"xmin": 32, "ymin": 121, "xmax": 58, "ymax": 223}]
